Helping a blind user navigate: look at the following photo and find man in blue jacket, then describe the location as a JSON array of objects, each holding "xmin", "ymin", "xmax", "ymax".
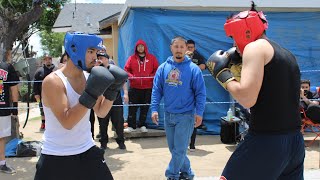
[{"xmin": 151, "ymin": 36, "xmax": 206, "ymax": 180}]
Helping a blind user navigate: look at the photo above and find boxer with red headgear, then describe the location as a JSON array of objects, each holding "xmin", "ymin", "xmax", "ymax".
[
  {"xmin": 208, "ymin": 2, "xmax": 305, "ymax": 180},
  {"xmin": 224, "ymin": 4, "xmax": 268, "ymax": 54}
]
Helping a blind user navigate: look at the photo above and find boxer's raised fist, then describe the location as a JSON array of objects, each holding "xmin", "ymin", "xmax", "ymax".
[{"xmin": 79, "ymin": 66, "xmax": 115, "ymax": 108}]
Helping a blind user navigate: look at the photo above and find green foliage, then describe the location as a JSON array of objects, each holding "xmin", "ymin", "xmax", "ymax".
[
  {"xmin": 0, "ymin": 0, "xmax": 69, "ymax": 31},
  {"xmin": 39, "ymin": 0, "xmax": 69, "ymax": 56},
  {"xmin": 39, "ymin": 0, "xmax": 70, "ymax": 32},
  {"xmin": 0, "ymin": 0, "xmax": 33, "ymax": 12},
  {"xmin": 19, "ymin": 82, "xmax": 35, "ymax": 102},
  {"xmin": 0, "ymin": 0, "xmax": 69, "ymax": 56},
  {"xmin": 40, "ymin": 31, "xmax": 65, "ymax": 57}
]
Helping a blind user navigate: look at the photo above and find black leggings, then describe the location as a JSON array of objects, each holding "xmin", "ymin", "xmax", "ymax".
[
  {"xmin": 127, "ymin": 88, "xmax": 152, "ymax": 128},
  {"xmin": 34, "ymin": 146, "xmax": 113, "ymax": 180},
  {"xmin": 98, "ymin": 105, "xmax": 125, "ymax": 145}
]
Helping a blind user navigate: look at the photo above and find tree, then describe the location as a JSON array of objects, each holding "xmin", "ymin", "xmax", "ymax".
[
  {"xmin": 0, "ymin": 0, "xmax": 68, "ymax": 61},
  {"xmin": 39, "ymin": 0, "xmax": 68, "ymax": 56},
  {"xmin": 0, "ymin": 0, "xmax": 43, "ymax": 62},
  {"xmin": 40, "ymin": 31, "xmax": 65, "ymax": 57}
]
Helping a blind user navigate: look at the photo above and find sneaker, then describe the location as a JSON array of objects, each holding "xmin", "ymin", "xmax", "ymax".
[
  {"xmin": 189, "ymin": 145, "xmax": 196, "ymax": 152},
  {"xmin": 100, "ymin": 143, "xmax": 107, "ymax": 150},
  {"xmin": 140, "ymin": 126, "xmax": 148, "ymax": 133},
  {"xmin": 124, "ymin": 127, "xmax": 136, "ymax": 133},
  {"xmin": 39, "ymin": 122, "xmax": 45, "ymax": 132},
  {"xmin": 96, "ymin": 133, "xmax": 101, "ymax": 139},
  {"xmin": 118, "ymin": 143, "xmax": 126, "ymax": 150},
  {"xmin": 0, "ymin": 163, "xmax": 16, "ymax": 174},
  {"xmin": 197, "ymin": 124, "xmax": 207, "ymax": 131},
  {"xmin": 179, "ymin": 172, "xmax": 194, "ymax": 180}
]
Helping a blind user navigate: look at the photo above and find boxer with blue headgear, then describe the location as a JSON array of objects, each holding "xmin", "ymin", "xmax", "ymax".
[
  {"xmin": 34, "ymin": 31, "xmax": 117, "ymax": 179},
  {"xmin": 64, "ymin": 32, "xmax": 104, "ymax": 71}
]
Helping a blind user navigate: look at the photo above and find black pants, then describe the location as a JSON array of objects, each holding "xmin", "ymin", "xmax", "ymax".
[
  {"xmin": 34, "ymin": 146, "xmax": 113, "ymax": 180},
  {"xmin": 90, "ymin": 109, "xmax": 96, "ymax": 139},
  {"xmin": 98, "ymin": 105, "xmax": 125, "ymax": 145},
  {"xmin": 190, "ymin": 128, "xmax": 197, "ymax": 148},
  {"xmin": 128, "ymin": 88, "xmax": 152, "ymax": 128}
]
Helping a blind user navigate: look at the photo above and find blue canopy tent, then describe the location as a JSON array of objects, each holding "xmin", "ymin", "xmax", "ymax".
[{"xmin": 118, "ymin": 8, "xmax": 320, "ymax": 134}]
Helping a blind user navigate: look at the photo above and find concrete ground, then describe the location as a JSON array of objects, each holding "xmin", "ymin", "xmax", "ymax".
[{"xmin": 1, "ymin": 102, "xmax": 320, "ymax": 180}]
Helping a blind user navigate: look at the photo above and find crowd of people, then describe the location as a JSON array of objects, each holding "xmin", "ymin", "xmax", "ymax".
[{"xmin": 0, "ymin": 2, "xmax": 319, "ymax": 180}]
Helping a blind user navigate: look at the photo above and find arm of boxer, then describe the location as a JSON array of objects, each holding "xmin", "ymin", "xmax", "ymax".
[
  {"xmin": 93, "ymin": 96, "xmax": 113, "ymax": 118},
  {"xmin": 42, "ymin": 74, "xmax": 88, "ymax": 130},
  {"xmin": 226, "ymin": 40, "xmax": 272, "ymax": 108}
]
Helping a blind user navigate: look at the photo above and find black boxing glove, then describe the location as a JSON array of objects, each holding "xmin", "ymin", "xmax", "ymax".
[
  {"xmin": 226, "ymin": 47, "xmax": 242, "ymax": 82},
  {"xmin": 103, "ymin": 64, "xmax": 128, "ymax": 101},
  {"xmin": 226, "ymin": 47, "xmax": 242, "ymax": 66},
  {"xmin": 79, "ymin": 66, "xmax": 115, "ymax": 108},
  {"xmin": 206, "ymin": 50, "xmax": 235, "ymax": 89}
]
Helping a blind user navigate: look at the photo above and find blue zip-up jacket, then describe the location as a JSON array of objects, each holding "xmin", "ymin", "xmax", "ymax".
[{"xmin": 151, "ymin": 56, "xmax": 206, "ymax": 116}]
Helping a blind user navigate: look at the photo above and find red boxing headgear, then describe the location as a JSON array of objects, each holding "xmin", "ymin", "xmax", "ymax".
[{"xmin": 224, "ymin": 10, "xmax": 268, "ymax": 54}]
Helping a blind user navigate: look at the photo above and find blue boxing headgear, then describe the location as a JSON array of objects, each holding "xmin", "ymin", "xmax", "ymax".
[{"xmin": 64, "ymin": 32, "xmax": 103, "ymax": 70}]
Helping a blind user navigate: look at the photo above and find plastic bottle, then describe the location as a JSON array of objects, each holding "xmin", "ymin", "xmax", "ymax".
[{"xmin": 227, "ymin": 108, "xmax": 233, "ymax": 121}]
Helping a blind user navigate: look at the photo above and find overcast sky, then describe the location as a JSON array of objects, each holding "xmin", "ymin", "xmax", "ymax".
[{"xmin": 30, "ymin": 0, "xmax": 126, "ymax": 57}]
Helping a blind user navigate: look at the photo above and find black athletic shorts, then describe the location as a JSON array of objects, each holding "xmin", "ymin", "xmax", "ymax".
[{"xmin": 34, "ymin": 146, "xmax": 113, "ymax": 180}]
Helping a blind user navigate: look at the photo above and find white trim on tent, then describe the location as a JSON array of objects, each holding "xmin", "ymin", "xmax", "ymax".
[{"xmin": 118, "ymin": 0, "xmax": 320, "ymax": 26}]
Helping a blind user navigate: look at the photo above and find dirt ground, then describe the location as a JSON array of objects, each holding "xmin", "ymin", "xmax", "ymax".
[{"xmin": 1, "ymin": 103, "xmax": 320, "ymax": 180}]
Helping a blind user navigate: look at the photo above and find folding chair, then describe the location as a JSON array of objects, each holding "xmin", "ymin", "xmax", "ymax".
[{"xmin": 300, "ymin": 107, "xmax": 320, "ymax": 146}]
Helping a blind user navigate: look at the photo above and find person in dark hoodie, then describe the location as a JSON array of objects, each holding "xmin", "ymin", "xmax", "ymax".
[
  {"xmin": 33, "ymin": 54, "xmax": 56, "ymax": 131},
  {"xmin": 124, "ymin": 39, "xmax": 159, "ymax": 133},
  {"xmin": 151, "ymin": 36, "xmax": 206, "ymax": 180}
]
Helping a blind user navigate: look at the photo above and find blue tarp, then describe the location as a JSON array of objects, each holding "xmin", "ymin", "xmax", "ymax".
[
  {"xmin": 118, "ymin": 8, "xmax": 320, "ymax": 134},
  {"xmin": 5, "ymin": 138, "xmax": 22, "ymax": 157}
]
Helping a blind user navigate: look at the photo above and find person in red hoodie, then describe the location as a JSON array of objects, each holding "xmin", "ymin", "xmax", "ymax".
[{"xmin": 124, "ymin": 39, "xmax": 159, "ymax": 133}]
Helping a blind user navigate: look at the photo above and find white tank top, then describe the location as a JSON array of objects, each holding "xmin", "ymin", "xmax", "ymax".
[{"xmin": 41, "ymin": 70, "xmax": 94, "ymax": 156}]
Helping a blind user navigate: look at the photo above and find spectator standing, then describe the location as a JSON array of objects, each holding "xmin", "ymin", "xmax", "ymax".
[
  {"xmin": 185, "ymin": 39, "xmax": 207, "ymax": 151},
  {"xmin": 33, "ymin": 54, "xmax": 56, "ymax": 131},
  {"xmin": 58, "ymin": 52, "xmax": 68, "ymax": 69},
  {"xmin": 186, "ymin": 39, "xmax": 206, "ymax": 70},
  {"xmin": 124, "ymin": 39, "xmax": 159, "ymax": 132},
  {"xmin": 0, "ymin": 53, "xmax": 20, "ymax": 174},
  {"xmin": 96, "ymin": 51, "xmax": 127, "ymax": 150},
  {"xmin": 151, "ymin": 36, "xmax": 206, "ymax": 180}
]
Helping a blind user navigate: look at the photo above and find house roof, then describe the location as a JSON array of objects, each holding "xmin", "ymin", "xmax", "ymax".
[
  {"xmin": 119, "ymin": 0, "xmax": 320, "ymax": 25},
  {"xmin": 99, "ymin": 12, "xmax": 121, "ymax": 30},
  {"xmin": 53, "ymin": 3, "xmax": 123, "ymax": 34}
]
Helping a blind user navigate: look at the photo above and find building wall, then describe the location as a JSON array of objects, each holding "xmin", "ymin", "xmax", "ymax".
[{"xmin": 103, "ymin": 38, "xmax": 114, "ymax": 60}]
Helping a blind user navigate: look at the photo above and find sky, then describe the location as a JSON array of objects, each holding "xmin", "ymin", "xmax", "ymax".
[{"xmin": 30, "ymin": 0, "xmax": 126, "ymax": 57}]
